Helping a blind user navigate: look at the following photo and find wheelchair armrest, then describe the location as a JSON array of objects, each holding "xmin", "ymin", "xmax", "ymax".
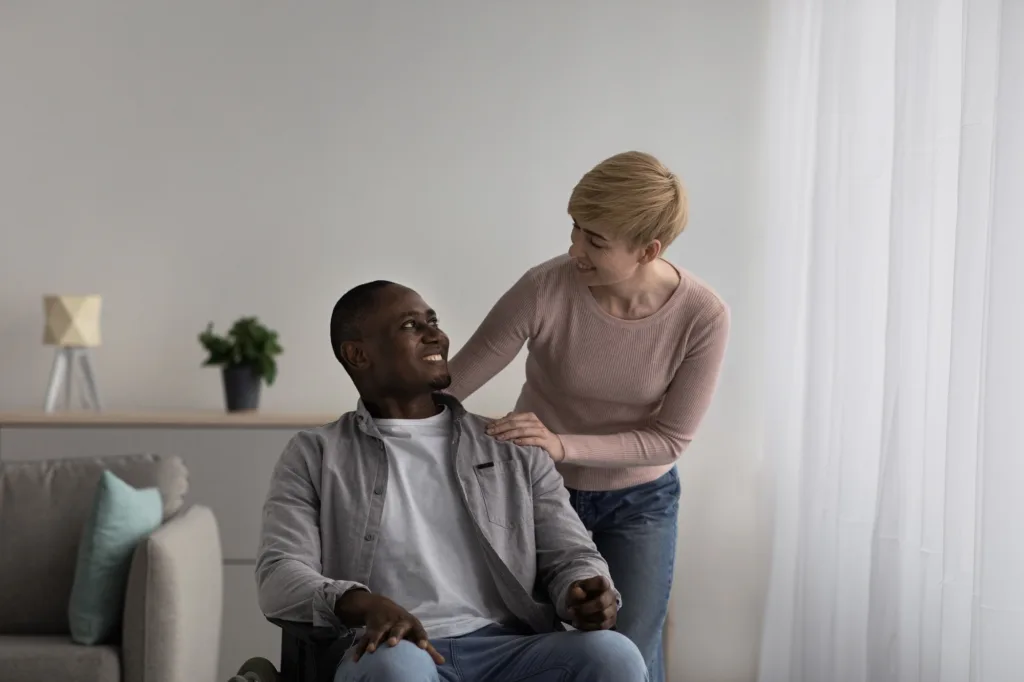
[
  {"xmin": 266, "ymin": 618, "xmax": 354, "ymax": 682},
  {"xmin": 267, "ymin": 618, "xmax": 346, "ymax": 644}
]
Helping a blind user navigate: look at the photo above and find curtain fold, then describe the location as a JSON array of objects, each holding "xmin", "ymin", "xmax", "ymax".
[{"xmin": 759, "ymin": 1, "xmax": 1023, "ymax": 680}]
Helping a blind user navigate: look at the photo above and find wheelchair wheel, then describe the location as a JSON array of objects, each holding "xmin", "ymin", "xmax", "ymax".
[{"xmin": 235, "ymin": 657, "xmax": 280, "ymax": 682}]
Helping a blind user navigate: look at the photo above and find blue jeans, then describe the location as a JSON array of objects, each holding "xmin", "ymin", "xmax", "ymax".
[
  {"xmin": 568, "ymin": 467, "xmax": 681, "ymax": 682},
  {"xmin": 333, "ymin": 623, "xmax": 647, "ymax": 682}
]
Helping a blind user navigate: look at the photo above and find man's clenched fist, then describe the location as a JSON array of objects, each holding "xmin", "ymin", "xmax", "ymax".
[{"xmin": 566, "ymin": 576, "xmax": 618, "ymax": 631}]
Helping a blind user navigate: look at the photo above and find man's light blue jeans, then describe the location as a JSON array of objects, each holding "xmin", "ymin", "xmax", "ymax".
[{"xmin": 334, "ymin": 623, "xmax": 648, "ymax": 682}]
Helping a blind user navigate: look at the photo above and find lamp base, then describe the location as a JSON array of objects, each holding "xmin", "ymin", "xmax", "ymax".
[{"xmin": 44, "ymin": 347, "xmax": 102, "ymax": 412}]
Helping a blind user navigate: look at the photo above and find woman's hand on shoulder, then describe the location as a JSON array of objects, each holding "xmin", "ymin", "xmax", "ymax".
[{"xmin": 486, "ymin": 412, "xmax": 565, "ymax": 462}]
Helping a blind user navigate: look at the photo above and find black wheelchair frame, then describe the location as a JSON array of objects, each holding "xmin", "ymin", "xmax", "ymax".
[{"xmin": 233, "ymin": 619, "xmax": 353, "ymax": 682}]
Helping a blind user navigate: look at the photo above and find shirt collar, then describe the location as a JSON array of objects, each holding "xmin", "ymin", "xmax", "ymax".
[{"xmin": 354, "ymin": 392, "xmax": 466, "ymax": 433}]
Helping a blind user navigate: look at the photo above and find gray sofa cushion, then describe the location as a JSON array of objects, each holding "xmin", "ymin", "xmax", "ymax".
[
  {"xmin": 0, "ymin": 454, "xmax": 188, "ymax": 634},
  {"xmin": 0, "ymin": 635, "xmax": 120, "ymax": 682}
]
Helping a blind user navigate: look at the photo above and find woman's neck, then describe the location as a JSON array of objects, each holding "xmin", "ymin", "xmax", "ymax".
[{"xmin": 591, "ymin": 259, "xmax": 681, "ymax": 320}]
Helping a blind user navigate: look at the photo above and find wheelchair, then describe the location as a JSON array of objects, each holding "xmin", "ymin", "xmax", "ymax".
[
  {"xmin": 228, "ymin": 619, "xmax": 354, "ymax": 682},
  {"xmin": 228, "ymin": 612, "xmax": 595, "ymax": 681}
]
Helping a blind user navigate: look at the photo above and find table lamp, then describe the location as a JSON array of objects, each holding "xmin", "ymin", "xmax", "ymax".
[{"xmin": 42, "ymin": 294, "xmax": 103, "ymax": 412}]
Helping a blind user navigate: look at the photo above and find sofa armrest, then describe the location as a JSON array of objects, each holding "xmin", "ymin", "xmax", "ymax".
[{"xmin": 122, "ymin": 505, "xmax": 223, "ymax": 682}]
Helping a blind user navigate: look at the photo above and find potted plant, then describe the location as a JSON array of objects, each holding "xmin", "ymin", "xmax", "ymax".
[{"xmin": 198, "ymin": 316, "xmax": 283, "ymax": 412}]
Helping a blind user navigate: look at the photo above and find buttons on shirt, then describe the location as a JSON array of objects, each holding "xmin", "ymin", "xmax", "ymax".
[
  {"xmin": 373, "ymin": 487, "xmax": 383, "ymax": 495},
  {"xmin": 364, "ymin": 533, "xmax": 374, "ymax": 541}
]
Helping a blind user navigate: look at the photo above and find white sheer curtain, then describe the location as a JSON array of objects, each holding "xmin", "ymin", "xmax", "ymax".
[{"xmin": 758, "ymin": 1, "xmax": 1024, "ymax": 681}]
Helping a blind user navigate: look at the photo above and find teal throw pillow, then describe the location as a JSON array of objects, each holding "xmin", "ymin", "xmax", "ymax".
[{"xmin": 68, "ymin": 469, "xmax": 163, "ymax": 645}]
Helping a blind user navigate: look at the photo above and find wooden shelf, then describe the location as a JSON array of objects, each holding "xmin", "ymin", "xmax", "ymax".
[{"xmin": 0, "ymin": 410, "xmax": 340, "ymax": 428}]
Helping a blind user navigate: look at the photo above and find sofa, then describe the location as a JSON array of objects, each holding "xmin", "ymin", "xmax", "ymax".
[{"xmin": 0, "ymin": 453, "xmax": 223, "ymax": 682}]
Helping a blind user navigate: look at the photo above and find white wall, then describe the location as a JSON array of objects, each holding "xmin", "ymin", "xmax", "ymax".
[{"xmin": 0, "ymin": 2, "xmax": 768, "ymax": 680}]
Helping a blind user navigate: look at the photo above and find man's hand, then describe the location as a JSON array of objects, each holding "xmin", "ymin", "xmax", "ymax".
[
  {"xmin": 486, "ymin": 412, "xmax": 565, "ymax": 462},
  {"xmin": 566, "ymin": 576, "xmax": 618, "ymax": 631},
  {"xmin": 337, "ymin": 590, "xmax": 444, "ymax": 664}
]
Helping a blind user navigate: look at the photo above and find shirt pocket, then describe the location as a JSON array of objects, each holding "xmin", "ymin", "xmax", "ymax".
[{"xmin": 473, "ymin": 459, "xmax": 532, "ymax": 530}]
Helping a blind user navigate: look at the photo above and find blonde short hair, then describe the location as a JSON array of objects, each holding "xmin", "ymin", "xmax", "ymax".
[{"xmin": 568, "ymin": 151, "xmax": 688, "ymax": 249}]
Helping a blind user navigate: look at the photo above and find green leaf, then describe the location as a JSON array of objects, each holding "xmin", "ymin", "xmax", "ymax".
[{"xmin": 198, "ymin": 316, "xmax": 283, "ymax": 386}]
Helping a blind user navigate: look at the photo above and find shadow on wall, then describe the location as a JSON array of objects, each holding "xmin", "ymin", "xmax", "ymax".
[
  {"xmin": 667, "ymin": 448, "xmax": 771, "ymax": 682},
  {"xmin": 0, "ymin": 302, "xmax": 49, "ymax": 406}
]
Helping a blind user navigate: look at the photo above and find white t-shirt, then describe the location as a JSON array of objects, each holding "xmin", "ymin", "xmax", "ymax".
[{"xmin": 367, "ymin": 407, "xmax": 514, "ymax": 639}]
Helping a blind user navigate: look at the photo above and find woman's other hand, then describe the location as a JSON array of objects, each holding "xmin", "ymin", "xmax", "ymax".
[{"xmin": 486, "ymin": 412, "xmax": 565, "ymax": 462}]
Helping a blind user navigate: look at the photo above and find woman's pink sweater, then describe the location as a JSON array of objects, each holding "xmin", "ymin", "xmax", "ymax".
[{"xmin": 447, "ymin": 255, "xmax": 730, "ymax": 491}]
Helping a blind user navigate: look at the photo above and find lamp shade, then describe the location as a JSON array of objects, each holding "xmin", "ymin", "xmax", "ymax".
[{"xmin": 43, "ymin": 295, "xmax": 102, "ymax": 347}]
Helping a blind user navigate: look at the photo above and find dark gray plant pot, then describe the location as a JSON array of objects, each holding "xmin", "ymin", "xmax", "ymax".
[{"xmin": 222, "ymin": 365, "xmax": 262, "ymax": 412}]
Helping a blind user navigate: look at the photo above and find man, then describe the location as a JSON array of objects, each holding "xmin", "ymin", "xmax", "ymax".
[{"xmin": 256, "ymin": 281, "xmax": 648, "ymax": 682}]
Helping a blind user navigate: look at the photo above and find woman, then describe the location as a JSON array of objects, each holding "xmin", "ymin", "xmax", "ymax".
[{"xmin": 446, "ymin": 151, "xmax": 730, "ymax": 682}]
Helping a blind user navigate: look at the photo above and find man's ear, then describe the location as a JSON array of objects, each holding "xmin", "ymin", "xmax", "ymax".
[{"xmin": 340, "ymin": 340, "xmax": 369, "ymax": 371}]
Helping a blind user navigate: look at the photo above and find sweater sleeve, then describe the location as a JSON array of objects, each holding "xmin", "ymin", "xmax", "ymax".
[
  {"xmin": 559, "ymin": 304, "xmax": 731, "ymax": 468},
  {"xmin": 446, "ymin": 269, "xmax": 539, "ymax": 401}
]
